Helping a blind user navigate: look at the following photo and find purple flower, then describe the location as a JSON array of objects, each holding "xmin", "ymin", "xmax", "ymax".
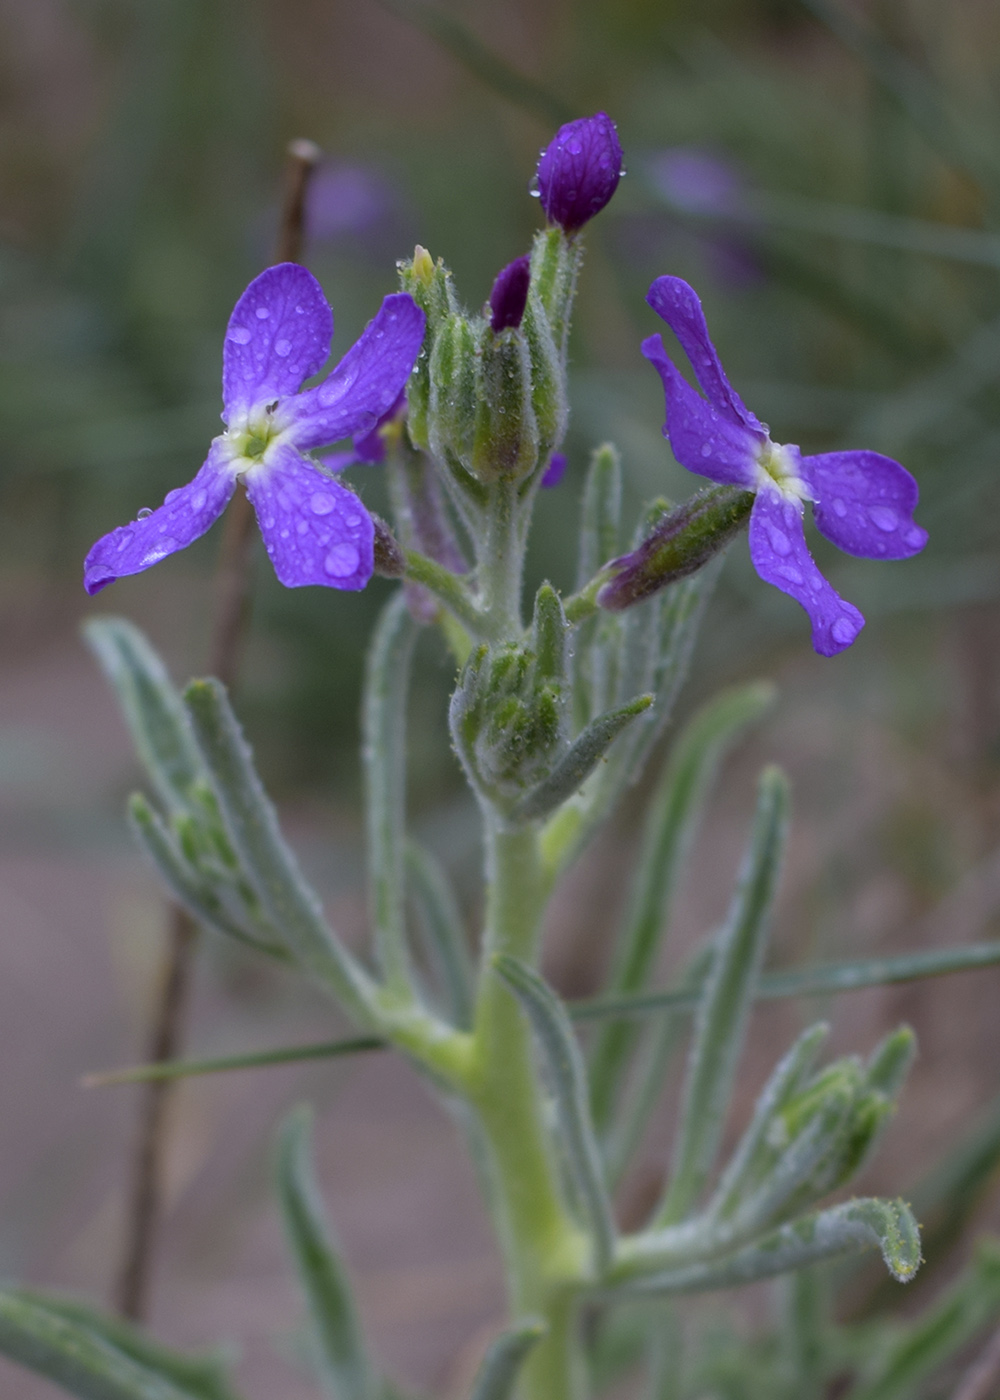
[
  {"xmin": 489, "ymin": 256, "xmax": 531, "ymax": 332},
  {"xmin": 536, "ymin": 113, "xmax": 623, "ymax": 234},
  {"xmin": 646, "ymin": 147, "xmax": 746, "ymax": 217},
  {"xmin": 84, "ymin": 264, "xmax": 425, "ymax": 595},
  {"xmin": 643, "ymin": 276, "xmax": 927, "ymax": 655}
]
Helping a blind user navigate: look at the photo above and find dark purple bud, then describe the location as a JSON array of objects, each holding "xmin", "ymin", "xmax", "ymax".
[
  {"xmin": 489, "ymin": 256, "xmax": 532, "ymax": 332},
  {"xmin": 597, "ymin": 486, "xmax": 753, "ymax": 611},
  {"xmin": 541, "ymin": 452, "xmax": 567, "ymax": 488},
  {"xmin": 536, "ymin": 113, "xmax": 623, "ymax": 234}
]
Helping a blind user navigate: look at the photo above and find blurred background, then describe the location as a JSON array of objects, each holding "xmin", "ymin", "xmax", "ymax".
[{"xmin": 3, "ymin": 0, "xmax": 1000, "ymax": 1394}]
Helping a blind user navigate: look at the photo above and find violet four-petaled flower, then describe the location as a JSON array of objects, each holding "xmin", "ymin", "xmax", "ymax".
[
  {"xmin": 84, "ymin": 263, "xmax": 425, "ymax": 595},
  {"xmin": 536, "ymin": 112, "xmax": 623, "ymax": 234},
  {"xmin": 642, "ymin": 276, "xmax": 927, "ymax": 655}
]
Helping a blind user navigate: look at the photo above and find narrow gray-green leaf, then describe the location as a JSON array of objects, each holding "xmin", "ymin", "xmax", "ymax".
[
  {"xmin": 85, "ymin": 1035, "xmax": 385, "ymax": 1087},
  {"xmin": 406, "ymin": 840, "xmax": 474, "ymax": 1028},
  {"xmin": 127, "ymin": 794, "xmax": 289, "ymax": 960},
  {"xmin": 468, "ymin": 1319, "xmax": 547, "ymax": 1400},
  {"xmin": 276, "ymin": 1107, "xmax": 376, "ymax": 1400},
  {"xmin": 656, "ymin": 766, "xmax": 789, "ymax": 1225},
  {"xmin": 589, "ymin": 682, "xmax": 776, "ymax": 1133},
  {"xmin": 494, "ymin": 955, "xmax": 616, "ymax": 1274},
  {"xmin": 84, "ymin": 617, "xmax": 202, "ymax": 813},
  {"xmin": 0, "ymin": 1288, "xmax": 228, "ymax": 1400},
  {"xmin": 183, "ymin": 679, "xmax": 374, "ymax": 1023},
  {"xmin": 363, "ymin": 593, "xmax": 419, "ymax": 993},
  {"xmin": 610, "ymin": 1197, "xmax": 920, "ymax": 1297},
  {"xmin": 511, "ymin": 695, "xmax": 653, "ymax": 823},
  {"xmin": 577, "ymin": 443, "xmax": 622, "ymax": 588}
]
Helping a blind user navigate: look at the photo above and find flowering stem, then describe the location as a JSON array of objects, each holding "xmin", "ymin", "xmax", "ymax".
[{"xmin": 467, "ymin": 820, "xmax": 589, "ymax": 1400}]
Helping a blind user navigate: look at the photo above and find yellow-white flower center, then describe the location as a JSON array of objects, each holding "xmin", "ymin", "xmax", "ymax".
[
  {"xmin": 223, "ymin": 402, "xmax": 291, "ymax": 475},
  {"xmin": 754, "ymin": 440, "xmax": 812, "ymax": 504}
]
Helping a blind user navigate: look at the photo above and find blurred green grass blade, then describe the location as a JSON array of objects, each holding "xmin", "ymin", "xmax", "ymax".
[
  {"xmin": 183, "ymin": 679, "xmax": 374, "ymax": 1022},
  {"xmin": 577, "ymin": 443, "xmax": 622, "ymax": 589},
  {"xmin": 375, "ymin": 0, "xmax": 571, "ymax": 127},
  {"xmin": 0, "ymin": 1288, "xmax": 241, "ymax": 1400},
  {"xmin": 84, "ymin": 617, "xmax": 202, "ymax": 813},
  {"xmin": 612, "ymin": 1197, "xmax": 920, "ymax": 1297},
  {"xmin": 569, "ymin": 938, "xmax": 1000, "ymax": 1022},
  {"xmin": 646, "ymin": 1309, "xmax": 682, "ymax": 1400},
  {"xmin": 364, "ymin": 594, "xmax": 419, "ymax": 994},
  {"xmin": 406, "ymin": 840, "xmax": 474, "ymax": 1028},
  {"xmin": 494, "ymin": 955, "xmax": 616, "ymax": 1273},
  {"xmin": 778, "ymin": 1268, "xmax": 828, "ymax": 1398},
  {"xmin": 85, "ymin": 1035, "xmax": 386, "ymax": 1088},
  {"xmin": 655, "ymin": 767, "xmax": 789, "ymax": 1225},
  {"xmin": 468, "ymin": 1319, "xmax": 547, "ymax": 1400},
  {"xmin": 588, "ymin": 682, "xmax": 775, "ymax": 1135},
  {"xmin": 127, "ymin": 793, "xmax": 289, "ymax": 960},
  {"xmin": 849, "ymin": 1241, "xmax": 1000, "ymax": 1400},
  {"xmin": 276, "ymin": 1108, "xmax": 378, "ymax": 1400}
]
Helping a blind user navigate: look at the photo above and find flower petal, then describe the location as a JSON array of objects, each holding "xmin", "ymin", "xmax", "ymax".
[
  {"xmin": 646, "ymin": 276, "xmax": 764, "ymax": 434},
  {"xmin": 83, "ymin": 441, "xmax": 236, "ymax": 595},
  {"xmin": 244, "ymin": 443, "xmax": 374, "ymax": 591},
  {"xmin": 801, "ymin": 450, "xmax": 928, "ymax": 560},
  {"xmin": 288, "ymin": 294, "xmax": 425, "ymax": 451},
  {"xmin": 222, "ymin": 263, "xmax": 333, "ymax": 419},
  {"xmin": 748, "ymin": 490, "xmax": 864, "ymax": 656},
  {"xmin": 642, "ymin": 334, "xmax": 760, "ymax": 487}
]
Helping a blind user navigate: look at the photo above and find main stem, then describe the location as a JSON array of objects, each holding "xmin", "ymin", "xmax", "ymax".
[{"xmin": 468, "ymin": 822, "xmax": 589, "ymax": 1400}]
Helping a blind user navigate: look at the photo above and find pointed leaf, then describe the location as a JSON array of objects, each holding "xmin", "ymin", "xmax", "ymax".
[
  {"xmin": 656, "ymin": 766, "xmax": 789, "ymax": 1224},
  {"xmin": 406, "ymin": 841, "xmax": 474, "ymax": 1028},
  {"xmin": 276, "ymin": 1107, "xmax": 377, "ymax": 1400},
  {"xmin": 494, "ymin": 955, "xmax": 616, "ymax": 1273},
  {"xmin": 577, "ymin": 443, "xmax": 622, "ymax": 587}
]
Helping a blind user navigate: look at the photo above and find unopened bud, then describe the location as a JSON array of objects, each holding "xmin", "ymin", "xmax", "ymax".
[
  {"xmin": 489, "ymin": 255, "xmax": 532, "ymax": 332},
  {"xmin": 536, "ymin": 112, "xmax": 623, "ymax": 234},
  {"xmin": 597, "ymin": 486, "xmax": 754, "ymax": 611}
]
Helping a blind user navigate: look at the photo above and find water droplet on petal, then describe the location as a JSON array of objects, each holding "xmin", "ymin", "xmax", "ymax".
[
  {"xmin": 275, "ymin": 338, "xmax": 291, "ymax": 357},
  {"xmin": 904, "ymin": 525, "xmax": 925, "ymax": 547},
  {"xmin": 325, "ymin": 543, "xmax": 359, "ymax": 577},
  {"xmin": 832, "ymin": 617, "xmax": 857, "ymax": 644},
  {"xmin": 228, "ymin": 326, "xmax": 252, "ymax": 344},
  {"xmin": 116, "ymin": 528, "xmax": 134, "ymax": 550},
  {"xmin": 137, "ymin": 507, "xmax": 153, "ymax": 519},
  {"xmin": 832, "ymin": 498, "xmax": 848, "ymax": 518},
  {"xmin": 767, "ymin": 526, "xmax": 792, "ymax": 556},
  {"xmin": 870, "ymin": 505, "xmax": 897, "ymax": 532},
  {"xmin": 191, "ymin": 490, "xmax": 207, "ymax": 512},
  {"xmin": 256, "ymin": 306, "xmax": 270, "ymax": 319},
  {"xmin": 310, "ymin": 493, "xmax": 335, "ymax": 515},
  {"xmin": 345, "ymin": 513, "xmax": 362, "ymax": 527},
  {"xmin": 700, "ymin": 443, "xmax": 712, "ymax": 458},
  {"xmin": 779, "ymin": 565, "xmax": 803, "ymax": 585},
  {"xmin": 296, "ymin": 520, "xmax": 309, "ymax": 535},
  {"xmin": 280, "ymin": 528, "xmax": 289, "ymax": 539}
]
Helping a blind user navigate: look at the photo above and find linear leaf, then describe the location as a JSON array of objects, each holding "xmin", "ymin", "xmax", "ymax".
[
  {"xmin": 610, "ymin": 1197, "xmax": 920, "ymax": 1298},
  {"xmin": 84, "ymin": 617, "xmax": 202, "ymax": 813},
  {"xmin": 468, "ymin": 1319, "xmax": 547, "ymax": 1400},
  {"xmin": 85, "ymin": 1036, "xmax": 385, "ymax": 1088},
  {"xmin": 0, "ymin": 1288, "xmax": 238, "ymax": 1400},
  {"xmin": 127, "ymin": 795, "xmax": 288, "ymax": 959},
  {"xmin": 511, "ymin": 695, "xmax": 653, "ymax": 823},
  {"xmin": 576, "ymin": 443, "xmax": 622, "ymax": 588},
  {"xmin": 276, "ymin": 1107, "xmax": 376, "ymax": 1400},
  {"xmin": 406, "ymin": 841, "xmax": 474, "ymax": 1028},
  {"xmin": 589, "ymin": 682, "xmax": 775, "ymax": 1133},
  {"xmin": 363, "ymin": 593, "xmax": 419, "ymax": 993},
  {"xmin": 182, "ymin": 679, "xmax": 374, "ymax": 1023},
  {"xmin": 494, "ymin": 955, "xmax": 616, "ymax": 1274},
  {"xmin": 656, "ymin": 766, "xmax": 789, "ymax": 1225}
]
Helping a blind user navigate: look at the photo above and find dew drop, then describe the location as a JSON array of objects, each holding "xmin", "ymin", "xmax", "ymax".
[
  {"xmin": 832, "ymin": 617, "xmax": 856, "ymax": 644},
  {"xmin": 700, "ymin": 443, "xmax": 712, "ymax": 458},
  {"xmin": 256, "ymin": 306, "xmax": 270, "ymax": 319},
  {"xmin": 310, "ymin": 493, "xmax": 336, "ymax": 515},
  {"xmin": 296, "ymin": 520, "xmax": 309, "ymax": 535},
  {"xmin": 116, "ymin": 528, "xmax": 133, "ymax": 550},
  {"xmin": 137, "ymin": 507, "xmax": 153, "ymax": 519},
  {"xmin": 870, "ymin": 505, "xmax": 897, "ymax": 532},
  {"xmin": 831, "ymin": 497, "xmax": 848, "ymax": 518},
  {"xmin": 228, "ymin": 326, "xmax": 252, "ymax": 345},
  {"xmin": 191, "ymin": 490, "xmax": 207, "ymax": 512},
  {"xmin": 904, "ymin": 525, "xmax": 925, "ymax": 547},
  {"xmin": 528, "ymin": 175, "xmax": 541, "ymax": 198},
  {"xmin": 275, "ymin": 338, "xmax": 291, "ymax": 357},
  {"xmin": 280, "ymin": 528, "xmax": 290, "ymax": 539},
  {"xmin": 345, "ymin": 513, "xmax": 362, "ymax": 526},
  {"xmin": 779, "ymin": 565, "xmax": 803, "ymax": 585},
  {"xmin": 767, "ymin": 526, "xmax": 792, "ymax": 556},
  {"xmin": 325, "ymin": 543, "xmax": 359, "ymax": 577},
  {"xmin": 566, "ymin": 139, "xmax": 582, "ymax": 155}
]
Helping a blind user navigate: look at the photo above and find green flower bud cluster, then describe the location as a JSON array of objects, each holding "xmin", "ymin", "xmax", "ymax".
[{"xmin": 398, "ymin": 235, "xmax": 569, "ymax": 485}]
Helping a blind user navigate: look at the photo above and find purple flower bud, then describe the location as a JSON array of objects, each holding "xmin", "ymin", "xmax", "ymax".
[
  {"xmin": 541, "ymin": 452, "xmax": 567, "ymax": 488},
  {"xmin": 489, "ymin": 255, "xmax": 532, "ymax": 332},
  {"xmin": 536, "ymin": 112, "xmax": 623, "ymax": 234}
]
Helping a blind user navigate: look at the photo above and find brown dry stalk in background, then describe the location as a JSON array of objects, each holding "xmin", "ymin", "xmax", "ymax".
[
  {"xmin": 950, "ymin": 1326, "xmax": 1000, "ymax": 1400},
  {"xmin": 114, "ymin": 140, "xmax": 322, "ymax": 1322}
]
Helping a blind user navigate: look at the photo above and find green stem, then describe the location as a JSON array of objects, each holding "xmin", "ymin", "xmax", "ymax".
[
  {"xmin": 480, "ymin": 479, "xmax": 527, "ymax": 639},
  {"xmin": 468, "ymin": 821, "xmax": 588, "ymax": 1400}
]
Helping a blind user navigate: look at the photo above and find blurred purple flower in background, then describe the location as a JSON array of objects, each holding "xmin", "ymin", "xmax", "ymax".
[
  {"xmin": 643, "ymin": 275, "xmax": 927, "ymax": 655},
  {"xmin": 643, "ymin": 146, "xmax": 761, "ymax": 287},
  {"xmin": 535, "ymin": 112, "xmax": 623, "ymax": 233},
  {"xmin": 84, "ymin": 264, "xmax": 425, "ymax": 595},
  {"xmin": 541, "ymin": 452, "xmax": 567, "ymax": 488},
  {"xmin": 306, "ymin": 163, "xmax": 397, "ymax": 242}
]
